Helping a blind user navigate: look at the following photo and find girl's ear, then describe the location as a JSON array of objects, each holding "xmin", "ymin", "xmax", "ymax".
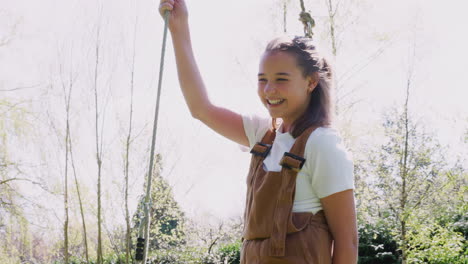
[{"xmin": 307, "ymin": 72, "xmax": 320, "ymax": 93}]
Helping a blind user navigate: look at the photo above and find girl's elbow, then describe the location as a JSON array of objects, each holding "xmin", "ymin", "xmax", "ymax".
[
  {"xmin": 190, "ymin": 106, "xmax": 207, "ymax": 120},
  {"xmin": 189, "ymin": 101, "xmax": 212, "ymax": 120},
  {"xmin": 190, "ymin": 109, "xmax": 201, "ymax": 119}
]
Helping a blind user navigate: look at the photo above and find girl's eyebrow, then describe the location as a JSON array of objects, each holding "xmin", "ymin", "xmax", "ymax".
[{"xmin": 257, "ymin": 72, "xmax": 291, "ymax": 76}]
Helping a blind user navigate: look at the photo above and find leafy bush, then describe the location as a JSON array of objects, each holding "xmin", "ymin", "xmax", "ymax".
[
  {"xmin": 0, "ymin": 249, "xmax": 21, "ymax": 264},
  {"xmin": 145, "ymin": 241, "xmax": 241, "ymax": 264},
  {"xmin": 148, "ymin": 247, "xmax": 204, "ymax": 264},
  {"xmin": 407, "ymin": 220, "xmax": 465, "ymax": 264},
  {"xmin": 358, "ymin": 222, "xmax": 400, "ymax": 264},
  {"xmin": 217, "ymin": 241, "xmax": 241, "ymax": 264},
  {"xmin": 201, "ymin": 241, "xmax": 241, "ymax": 264}
]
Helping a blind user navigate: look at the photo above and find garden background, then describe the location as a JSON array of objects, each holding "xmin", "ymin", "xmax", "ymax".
[{"xmin": 1, "ymin": 0, "xmax": 467, "ymax": 263}]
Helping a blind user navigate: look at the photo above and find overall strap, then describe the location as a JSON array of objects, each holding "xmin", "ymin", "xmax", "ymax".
[
  {"xmin": 250, "ymin": 129, "xmax": 276, "ymax": 157},
  {"xmin": 269, "ymin": 125, "xmax": 319, "ymax": 256}
]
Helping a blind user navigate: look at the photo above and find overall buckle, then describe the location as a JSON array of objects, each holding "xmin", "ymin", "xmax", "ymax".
[
  {"xmin": 279, "ymin": 152, "xmax": 305, "ymax": 172},
  {"xmin": 250, "ymin": 142, "xmax": 272, "ymax": 158}
]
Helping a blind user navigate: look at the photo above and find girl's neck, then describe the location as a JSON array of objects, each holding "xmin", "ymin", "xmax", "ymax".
[{"xmin": 278, "ymin": 120, "xmax": 292, "ymax": 134}]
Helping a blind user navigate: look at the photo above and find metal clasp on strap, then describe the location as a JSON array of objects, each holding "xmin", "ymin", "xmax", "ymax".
[
  {"xmin": 250, "ymin": 142, "xmax": 272, "ymax": 158},
  {"xmin": 279, "ymin": 152, "xmax": 305, "ymax": 172}
]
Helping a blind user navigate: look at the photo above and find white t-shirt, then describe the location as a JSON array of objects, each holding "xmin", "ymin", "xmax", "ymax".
[{"xmin": 242, "ymin": 115, "xmax": 354, "ymax": 214}]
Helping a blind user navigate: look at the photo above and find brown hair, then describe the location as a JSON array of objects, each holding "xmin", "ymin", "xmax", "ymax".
[{"xmin": 264, "ymin": 36, "xmax": 335, "ymax": 138}]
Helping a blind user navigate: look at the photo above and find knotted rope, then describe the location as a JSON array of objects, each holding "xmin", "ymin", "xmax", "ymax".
[{"xmin": 298, "ymin": 0, "xmax": 315, "ymax": 38}]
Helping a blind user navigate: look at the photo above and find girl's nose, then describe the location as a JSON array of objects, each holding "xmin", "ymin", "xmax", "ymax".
[{"xmin": 264, "ymin": 83, "xmax": 276, "ymax": 94}]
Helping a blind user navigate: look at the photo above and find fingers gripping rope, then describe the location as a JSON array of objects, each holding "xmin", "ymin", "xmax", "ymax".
[
  {"xmin": 135, "ymin": 10, "xmax": 170, "ymax": 264},
  {"xmin": 298, "ymin": 0, "xmax": 315, "ymax": 38}
]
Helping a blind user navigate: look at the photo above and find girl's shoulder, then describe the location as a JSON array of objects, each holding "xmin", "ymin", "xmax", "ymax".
[
  {"xmin": 304, "ymin": 126, "xmax": 355, "ymax": 197},
  {"xmin": 308, "ymin": 126, "xmax": 342, "ymax": 143},
  {"xmin": 305, "ymin": 126, "xmax": 353, "ymax": 161}
]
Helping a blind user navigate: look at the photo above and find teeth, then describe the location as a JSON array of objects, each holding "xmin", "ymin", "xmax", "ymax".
[{"xmin": 268, "ymin": 99, "xmax": 284, "ymax": 105}]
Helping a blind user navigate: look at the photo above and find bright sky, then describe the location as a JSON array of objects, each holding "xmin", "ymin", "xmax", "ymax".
[{"xmin": 1, "ymin": 0, "xmax": 467, "ymax": 230}]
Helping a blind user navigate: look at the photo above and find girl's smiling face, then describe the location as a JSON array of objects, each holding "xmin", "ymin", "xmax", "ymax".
[{"xmin": 258, "ymin": 51, "xmax": 318, "ymax": 131}]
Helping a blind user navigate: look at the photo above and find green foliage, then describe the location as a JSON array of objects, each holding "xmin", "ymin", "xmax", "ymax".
[
  {"xmin": 0, "ymin": 100, "xmax": 34, "ymax": 264},
  {"xmin": 0, "ymin": 248, "xmax": 21, "ymax": 264},
  {"xmin": 215, "ymin": 241, "xmax": 241, "ymax": 264},
  {"xmin": 51, "ymin": 253, "xmax": 127, "ymax": 264},
  {"xmin": 200, "ymin": 241, "xmax": 241, "ymax": 264},
  {"xmin": 352, "ymin": 106, "xmax": 468, "ymax": 263},
  {"xmin": 132, "ymin": 154, "xmax": 186, "ymax": 251},
  {"xmin": 377, "ymin": 107, "xmax": 446, "ymax": 223},
  {"xmin": 408, "ymin": 224, "xmax": 468, "ymax": 264},
  {"xmin": 358, "ymin": 222, "xmax": 400, "ymax": 264},
  {"xmin": 406, "ymin": 216, "xmax": 465, "ymax": 264},
  {"xmin": 0, "ymin": 99, "xmax": 29, "ymax": 168},
  {"xmin": 357, "ymin": 215, "xmax": 467, "ymax": 264},
  {"xmin": 433, "ymin": 184, "xmax": 468, "ymax": 259},
  {"xmin": 1, "ymin": 99, "xmax": 28, "ymax": 214},
  {"xmin": 145, "ymin": 242, "xmax": 241, "ymax": 264},
  {"xmin": 147, "ymin": 247, "xmax": 205, "ymax": 263}
]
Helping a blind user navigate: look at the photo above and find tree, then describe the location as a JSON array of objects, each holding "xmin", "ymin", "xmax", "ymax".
[
  {"xmin": 353, "ymin": 88, "xmax": 467, "ymax": 263},
  {"xmin": 0, "ymin": 97, "xmax": 33, "ymax": 263},
  {"xmin": 68, "ymin": 129, "xmax": 90, "ymax": 263},
  {"xmin": 371, "ymin": 87, "xmax": 466, "ymax": 263},
  {"xmin": 122, "ymin": 14, "xmax": 138, "ymax": 264},
  {"xmin": 132, "ymin": 154, "xmax": 186, "ymax": 252},
  {"xmin": 91, "ymin": 15, "xmax": 106, "ymax": 264},
  {"xmin": 56, "ymin": 43, "xmax": 92, "ymax": 263},
  {"xmin": 61, "ymin": 67, "xmax": 71, "ymax": 264}
]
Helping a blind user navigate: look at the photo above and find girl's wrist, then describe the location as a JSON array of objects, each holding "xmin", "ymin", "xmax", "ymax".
[{"xmin": 169, "ymin": 19, "xmax": 189, "ymax": 34}]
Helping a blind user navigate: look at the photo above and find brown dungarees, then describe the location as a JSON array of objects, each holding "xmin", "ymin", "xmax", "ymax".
[{"xmin": 241, "ymin": 126, "xmax": 333, "ymax": 264}]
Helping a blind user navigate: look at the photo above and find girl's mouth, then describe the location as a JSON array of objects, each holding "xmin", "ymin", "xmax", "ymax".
[{"xmin": 267, "ymin": 99, "xmax": 285, "ymax": 106}]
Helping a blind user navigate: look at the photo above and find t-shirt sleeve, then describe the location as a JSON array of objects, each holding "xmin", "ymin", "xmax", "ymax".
[
  {"xmin": 242, "ymin": 115, "xmax": 271, "ymax": 149},
  {"xmin": 306, "ymin": 128, "xmax": 355, "ymax": 199}
]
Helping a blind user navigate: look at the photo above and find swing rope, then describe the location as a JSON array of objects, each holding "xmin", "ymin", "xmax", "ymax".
[
  {"xmin": 135, "ymin": 10, "xmax": 170, "ymax": 264},
  {"xmin": 298, "ymin": 0, "xmax": 315, "ymax": 38}
]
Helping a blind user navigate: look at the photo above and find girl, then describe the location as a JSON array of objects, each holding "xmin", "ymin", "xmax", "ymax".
[{"xmin": 159, "ymin": 0, "xmax": 358, "ymax": 263}]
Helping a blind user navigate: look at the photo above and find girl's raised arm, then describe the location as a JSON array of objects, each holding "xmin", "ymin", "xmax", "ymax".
[{"xmin": 159, "ymin": 0, "xmax": 249, "ymax": 147}]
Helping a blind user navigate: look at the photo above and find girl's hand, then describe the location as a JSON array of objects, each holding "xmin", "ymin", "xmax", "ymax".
[{"xmin": 159, "ymin": 0, "xmax": 189, "ymax": 31}]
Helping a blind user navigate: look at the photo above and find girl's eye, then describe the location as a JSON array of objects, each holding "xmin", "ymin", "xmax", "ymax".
[
  {"xmin": 258, "ymin": 79, "xmax": 267, "ymax": 82},
  {"xmin": 277, "ymin": 78, "xmax": 288, "ymax": 81}
]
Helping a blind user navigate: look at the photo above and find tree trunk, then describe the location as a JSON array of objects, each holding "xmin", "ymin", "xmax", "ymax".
[
  {"xmin": 63, "ymin": 113, "xmax": 69, "ymax": 264},
  {"xmin": 400, "ymin": 62, "xmax": 412, "ymax": 264},
  {"xmin": 326, "ymin": 0, "xmax": 338, "ymax": 57},
  {"xmin": 93, "ymin": 21, "xmax": 104, "ymax": 264},
  {"xmin": 124, "ymin": 16, "xmax": 138, "ymax": 263},
  {"xmin": 60, "ymin": 57, "xmax": 75, "ymax": 264},
  {"xmin": 125, "ymin": 144, "xmax": 131, "ymax": 264},
  {"xmin": 325, "ymin": 0, "xmax": 340, "ymax": 116},
  {"xmin": 69, "ymin": 132, "xmax": 89, "ymax": 262}
]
